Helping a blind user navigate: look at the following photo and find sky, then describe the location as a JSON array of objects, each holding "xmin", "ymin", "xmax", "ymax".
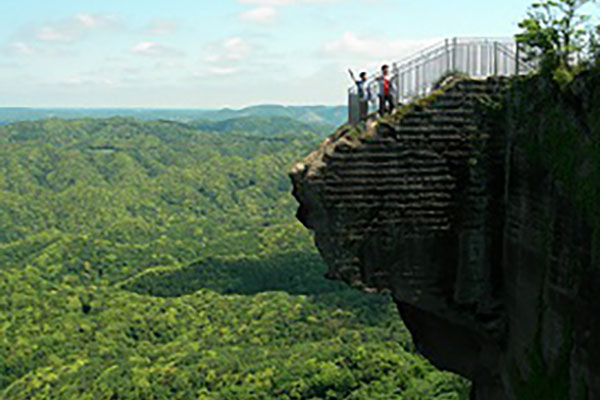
[{"xmin": 0, "ymin": 0, "xmax": 568, "ymax": 108}]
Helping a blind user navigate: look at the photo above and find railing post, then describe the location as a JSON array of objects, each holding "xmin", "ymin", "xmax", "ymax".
[
  {"xmin": 445, "ymin": 38, "xmax": 450, "ymax": 72},
  {"xmin": 515, "ymin": 41, "xmax": 520, "ymax": 75},
  {"xmin": 415, "ymin": 62, "xmax": 420, "ymax": 97},
  {"xmin": 400, "ymin": 71, "xmax": 405, "ymax": 103},
  {"xmin": 493, "ymin": 41, "xmax": 499, "ymax": 76},
  {"xmin": 393, "ymin": 62, "xmax": 400, "ymax": 106},
  {"xmin": 452, "ymin": 37, "xmax": 457, "ymax": 71},
  {"xmin": 348, "ymin": 90, "xmax": 359, "ymax": 124},
  {"xmin": 466, "ymin": 43, "xmax": 471, "ymax": 75},
  {"xmin": 408, "ymin": 61, "xmax": 413, "ymax": 99},
  {"xmin": 485, "ymin": 43, "xmax": 490, "ymax": 76}
]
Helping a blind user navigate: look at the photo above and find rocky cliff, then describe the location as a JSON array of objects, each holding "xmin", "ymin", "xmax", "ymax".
[{"xmin": 289, "ymin": 71, "xmax": 600, "ymax": 400}]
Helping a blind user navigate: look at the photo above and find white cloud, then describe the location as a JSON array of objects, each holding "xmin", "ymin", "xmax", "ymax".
[
  {"xmin": 223, "ymin": 37, "xmax": 251, "ymax": 60},
  {"xmin": 238, "ymin": 0, "xmax": 339, "ymax": 24},
  {"xmin": 198, "ymin": 37, "xmax": 267, "ymax": 77},
  {"xmin": 3, "ymin": 13, "xmax": 121, "ymax": 61},
  {"xmin": 323, "ymin": 32, "xmax": 439, "ymax": 61},
  {"xmin": 0, "ymin": 61, "xmax": 20, "ymax": 69},
  {"xmin": 210, "ymin": 66, "xmax": 240, "ymax": 75},
  {"xmin": 3, "ymin": 42, "xmax": 69, "ymax": 57},
  {"xmin": 239, "ymin": 0, "xmax": 335, "ymax": 5},
  {"xmin": 60, "ymin": 74, "xmax": 118, "ymax": 88},
  {"xmin": 75, "ymin": 13, "xmax": 110, "ymax": 28},
  {"xmin": 239, "ymin": 0, "xmax": 293, "ymax": 5},
  {"xmin": 36, "ymin": 27, "xmax": 74, "ymax": 42},
  {"xmin": 6, "ymin": 42, "xmax": 36, "ymax": 56},
  {"xmin": 205, "ymin": 37, "xmax": 252, "ymax": 63},
  {"xmin": 240, "ymin": 7, "xmax": 277, "ymax": 24},
  {"xmin": 131, "ymin": 41, "xmax": 184, "ymax": 57},
  {"xmin": 145, "ymin": 19, "xmax": 178, "ymax": 35},
  {"xmin": 33, "ymin": 13, "xmax": 120, "ymax": 43}
]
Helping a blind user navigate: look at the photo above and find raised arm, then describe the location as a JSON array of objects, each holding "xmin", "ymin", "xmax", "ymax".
[{"xmin": 348, "ymin": 69, "xmax": 357, "ymax": 83}]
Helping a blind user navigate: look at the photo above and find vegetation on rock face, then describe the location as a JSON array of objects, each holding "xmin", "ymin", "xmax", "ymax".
[
  {"xmin": 0, "ymin": 116, "xmax": 469, "ymax": 399},
  {"xmin": 431, "ymin": 70, "xmax": 471, "ymax": 90}
]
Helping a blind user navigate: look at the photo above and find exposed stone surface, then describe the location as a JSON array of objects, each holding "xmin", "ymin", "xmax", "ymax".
[{"xmin": 290, "ymin": 75, "xmax": 600, "ymax": 400}]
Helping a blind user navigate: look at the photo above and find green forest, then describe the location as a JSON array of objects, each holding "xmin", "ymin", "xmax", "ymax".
[{"xmin": 0, "ymin": 116, "xmax": 469, "ymax": 399}]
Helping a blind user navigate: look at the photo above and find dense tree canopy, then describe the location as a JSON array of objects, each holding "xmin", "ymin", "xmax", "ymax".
[{"xmin": 0, "ymin": 116, "xmax": 469, "ymax": 399}]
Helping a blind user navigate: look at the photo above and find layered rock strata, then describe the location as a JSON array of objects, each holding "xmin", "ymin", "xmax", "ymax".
[{"xmin": 290, "ymin": 76, "xmax": 599, "ymax": 400}]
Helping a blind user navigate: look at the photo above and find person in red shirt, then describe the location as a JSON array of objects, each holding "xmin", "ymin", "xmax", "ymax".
[{"xmin": 375, "ymin": 64, "xmax": 396, "ymax": 116}]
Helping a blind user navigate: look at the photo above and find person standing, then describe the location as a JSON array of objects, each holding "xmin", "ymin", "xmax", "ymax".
[
  {"xmin": 349, "ymin": 69, "xmax": 371, "ymax": 121},
  {"xmin": 375, "ymin": 64, "xmax": 396, "ymax": 115}
]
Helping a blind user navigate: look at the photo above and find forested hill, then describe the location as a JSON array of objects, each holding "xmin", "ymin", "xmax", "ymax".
[
  {"xmin": 0, "ymin": 116, "xmax": 320, "ymax": 252},
  {"xmin": 196, "ymin": 105, "xmax": 347, "ymax": 125},
  {"xmin": 192, "ymin": 116, "xmax": 333, "ymax": 137},
  {"xmin": 0, "ymin": 105, "xmax": 347, "ymax": 126},
  {"xmin": 0, "ymin": 116, "xmax": 468, "ymax": 399}
]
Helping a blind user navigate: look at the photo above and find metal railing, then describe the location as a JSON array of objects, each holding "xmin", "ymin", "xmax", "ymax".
[{"xmin": 348, "ymin": 37, "xmax": 535, "ymax": 124}]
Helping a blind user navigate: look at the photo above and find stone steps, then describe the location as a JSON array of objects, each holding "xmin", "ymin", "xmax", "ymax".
[
  {"xmin": 323, "ymin": 176, "xmax": 454, "ymax": 185},
  {"xmin": 408, "ymin": 109, "xmax": 475, "ymax": 118},
  {"xmin": 324, "ymin": 188, "xmax": 455, "ymax": 197},
  {"xmin": 318, "ymin": 78, "xmax": 505, "ymax": 239},
  {"xmin": 398, "ymin": 118, "xmax": 476, "ymax": 128},
  {"xmin": 327, "ymin": 151, "xmax": 459, "ymax": 162},
  {"xmin": 391, "ymin": 125, "xmax": 481, "ymax": 134}
]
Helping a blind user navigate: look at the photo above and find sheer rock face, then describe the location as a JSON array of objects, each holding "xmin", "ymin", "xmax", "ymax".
[{"xmin": 290, "ymin": 77, "xmax": 599, "ymax": 400}]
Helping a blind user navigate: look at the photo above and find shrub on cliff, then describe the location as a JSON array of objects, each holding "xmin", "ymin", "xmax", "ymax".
[{"xmin": 516, "ymin": 0, "xmax": 598, "ymax": 83}]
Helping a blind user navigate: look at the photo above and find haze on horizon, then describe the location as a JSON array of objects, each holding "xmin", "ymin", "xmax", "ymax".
[{"xmin": 1, "ymin": 0, "xmax": 544, "ymax": 108}]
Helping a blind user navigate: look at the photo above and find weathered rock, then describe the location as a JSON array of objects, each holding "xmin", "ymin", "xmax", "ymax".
[{"xmin": 290, "ymin": 74, "xmax": 600, "ymax": 400}]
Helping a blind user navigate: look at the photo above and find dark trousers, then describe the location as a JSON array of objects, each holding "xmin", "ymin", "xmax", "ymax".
[{"xmin": 379, "ymin": 94, "xmax": 395, "ymax": 115}]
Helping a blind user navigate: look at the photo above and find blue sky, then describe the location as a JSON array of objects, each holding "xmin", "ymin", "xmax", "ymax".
[{"xmin": 0, "ymin": 0, "xmax": 564, "ymax": 107}]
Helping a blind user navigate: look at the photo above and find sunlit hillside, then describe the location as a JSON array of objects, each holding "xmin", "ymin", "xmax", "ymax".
[{"xmin": 0, "ymin": 117, "xmax": 469, "ymax": 399}]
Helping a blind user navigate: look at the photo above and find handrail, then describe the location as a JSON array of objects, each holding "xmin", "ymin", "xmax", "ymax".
[{"xmin": 348, "ymin": 37, "xmax": 536, "ymax": 124}]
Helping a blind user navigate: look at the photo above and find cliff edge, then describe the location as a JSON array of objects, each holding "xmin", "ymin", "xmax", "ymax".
[{"xmin": 289, "ymin": 71, "xmax": 600, "ymax": 400}]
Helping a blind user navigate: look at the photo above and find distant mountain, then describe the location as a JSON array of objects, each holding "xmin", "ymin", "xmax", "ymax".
[
  {"xmin": 199, "ymin": 105, "xmax": 347, "ymax": 126},
  {"xmin": 192, "ymin": 116, "xmax": 333, "ymax": 137},
  {"xmin": 0, "ymin": 107, "xmax": 208, "ymax": 124},
  {"xmin": 0, "ymin": 105, "xmax": 347, "ymax": 127}
]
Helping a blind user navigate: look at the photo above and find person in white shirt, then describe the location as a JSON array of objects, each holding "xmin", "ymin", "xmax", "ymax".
[{"xmin": 349, "ymin": 69, "xmax": 371, "ymax": 121}]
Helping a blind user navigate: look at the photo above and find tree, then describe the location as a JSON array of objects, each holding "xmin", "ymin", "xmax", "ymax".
[
  {"xmin": 591, "ymin": 24, "xmax": 600, "ymax": 62},
  {"xmin": 516, "ymin": 0, "xmax": 597, "ymax": 77}
]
